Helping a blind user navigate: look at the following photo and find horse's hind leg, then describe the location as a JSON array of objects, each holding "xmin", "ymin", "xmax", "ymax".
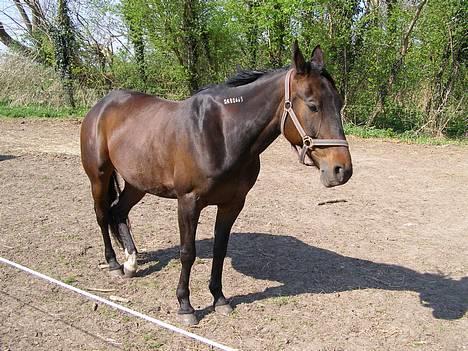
[
  {"xmin": 91, "ymin": 177, "xmax": 123, "ymax": 276},
  {"xmin": 110, "ymin": 182, "xmax": 145, "ymax": 277}
]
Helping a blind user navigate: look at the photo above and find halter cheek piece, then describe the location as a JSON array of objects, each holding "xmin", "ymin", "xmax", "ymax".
[{"xmin": 280, "ymin": 69, "xmax": 349, "ymax": 165}]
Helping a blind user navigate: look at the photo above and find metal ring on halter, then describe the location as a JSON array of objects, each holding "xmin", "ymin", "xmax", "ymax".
[
  {"xmin": 284, "ymin": 100, "xmax": 292, "ymax": 110},
  {"xmin": 302, "ymin": 135, "xmax": 314, "ymax": 149}
]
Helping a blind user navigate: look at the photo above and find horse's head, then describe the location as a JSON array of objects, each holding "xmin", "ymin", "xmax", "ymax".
[{"xmin": 281, "ymin": 41, "xmax": 352, "ymax": 187}]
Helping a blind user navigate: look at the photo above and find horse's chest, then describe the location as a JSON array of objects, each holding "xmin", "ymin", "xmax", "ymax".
[{"xmin": 202, "ymin": 159, "xmax": 260, "ymax": 205}]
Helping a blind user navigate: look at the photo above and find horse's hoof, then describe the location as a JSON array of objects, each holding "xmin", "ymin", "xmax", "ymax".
[
  {"xmin": 177, "ymin": 313, "xmax": 198, "ymax": 326},
  {"xmin": 215, "ymin": 303, "xmax": 233, "ymax": 315},
  {"xmin": 109, "ymin": 267, "xmax": 123, "ymax": 278},
  {"xmin": 123, "ymin": 266, "xmax": 137, "ymax": 278}
]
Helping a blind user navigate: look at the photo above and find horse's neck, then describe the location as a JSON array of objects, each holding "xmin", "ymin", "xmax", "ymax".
[{"xmin": 223, "ymin": 72, "xmax": 285, "ymax": 159}]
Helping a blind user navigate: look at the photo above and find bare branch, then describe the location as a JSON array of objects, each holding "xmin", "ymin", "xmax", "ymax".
[
  {"xmin": 0, "ymin": 20, "xmax": 33, "ymax": 54},
  {"xmin": 13, "ymin": 0, "xmax": 33, "ymax": 34},
  {"xmin": 23, "ymin": 0, "xmax": 47, "ymax": 32},
  {"xmin": 400, "ymin": 0, "xmax": 428, "ymax": 57}
]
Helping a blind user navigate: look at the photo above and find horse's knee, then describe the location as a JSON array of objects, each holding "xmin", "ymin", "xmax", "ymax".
[
  {"xmin": 180, "ymin": 248, "xmax": 195, "ymax": 266},
  {"xmin": 96, "ymin": 216, "xmax": 106, "ymax": 228}
]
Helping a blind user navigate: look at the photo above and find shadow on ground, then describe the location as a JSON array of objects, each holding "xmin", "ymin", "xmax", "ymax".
[{"xmin": 137, "ymin": 232, "xmax": 467, "ymax": 320}]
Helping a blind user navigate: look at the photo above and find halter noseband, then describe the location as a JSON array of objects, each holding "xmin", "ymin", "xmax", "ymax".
[{"xmin": 280, "ymin": 69, "xmax": 349, "ymax": 165}]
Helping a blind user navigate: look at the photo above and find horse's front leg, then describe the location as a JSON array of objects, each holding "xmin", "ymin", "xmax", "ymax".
[
  {"xmin": 176, "ymin": 194, "xmax": 201, "ymax": 325},
  {"xmin": 210, "ymin": 198, "xmax": 245, "ymax": 314}
]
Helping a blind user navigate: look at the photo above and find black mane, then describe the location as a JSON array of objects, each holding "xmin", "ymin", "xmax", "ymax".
[
  {"xmin": 196, "ymin": 65, "xmax": 335, "ymax": 93},
  {"xmin": 224, "ymin": 69, "xmax": 282, "ymax": 87},
  {"xmin": 196, "ymin": 68, "xmax": 286, "ymax": 93}
]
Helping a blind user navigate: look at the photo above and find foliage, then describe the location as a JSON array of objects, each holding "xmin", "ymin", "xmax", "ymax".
[
  {"xmin": 344, "ymin": 124, "xmax": 468, "ymax": 145},
  {"xmin": 0, "ymin": 0, "xmax": 466, "ymax": 137},
  {"xmin": 0, "ymin": 53, "xmax": 102, "ymax": 108},
  {"xmin": 0, "ymin": 100, "xmax": 86, "ymax": 118}
]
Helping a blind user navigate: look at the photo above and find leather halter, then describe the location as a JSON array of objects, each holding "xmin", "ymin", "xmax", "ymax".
[{"xmin": 280, "ymin": 69, "xmax": 349, "ymax": 165}]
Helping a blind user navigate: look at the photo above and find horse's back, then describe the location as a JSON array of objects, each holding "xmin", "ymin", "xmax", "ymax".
[{"xmin": 80, "ymin": 89, "xmax": 259, "ymax": 200}]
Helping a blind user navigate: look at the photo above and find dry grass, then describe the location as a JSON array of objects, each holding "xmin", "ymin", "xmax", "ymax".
[{"xmin": 0, "ymin": 53, "xmax": 102, "ymax": 108}]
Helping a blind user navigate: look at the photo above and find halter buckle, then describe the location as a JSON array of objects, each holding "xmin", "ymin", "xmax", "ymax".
[{"xmin": 302, "ymin": 135, "xmax": 314, "ymax": 149}]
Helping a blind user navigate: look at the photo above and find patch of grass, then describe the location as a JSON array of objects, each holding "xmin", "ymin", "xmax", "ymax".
[
  {"xmin": 138, "ymin": 278, "xmax": 159, "ymax": 289},
  {"xmin": 0, "ymin": 101, "xmax": 87, "ymax": 118},
  {"xmin": 344, "ymin": 124, "xmax": 467, "ymax": 146},
  {"xmin": 62, "ymin": 276, "xmax": 77, "ymax": 285},
  {"xmin": 195, "ymin": 257, "xmax": 206, "ymax": 265},
  {"xmin": 166, "ymin": 259, "xmax": 181, "ymax": 270},
  {"xmin": 96, "ymin": 306, "xmax": 120, "ymax": 318},
  {"xmin": 143, "ymin": 333, "xmax": 164, "ymax": 349},
  {"xmin": 118, "ymin": 314, "xmax": 132, "ymax": 323},
  {"xmin": 269, "ymin": 295, "xmax": 298, "ymax": 307},
  {"xmin": 147, "ymin": 340, "xmax": 164, "ymax": 349}
]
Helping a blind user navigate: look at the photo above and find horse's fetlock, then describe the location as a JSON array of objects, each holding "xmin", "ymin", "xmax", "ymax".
[{"xmin": 176, "ymin": 287, "xmax": 190, "ymax": 300}]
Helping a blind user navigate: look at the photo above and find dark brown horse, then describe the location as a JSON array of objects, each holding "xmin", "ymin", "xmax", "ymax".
[{"xmin": 80, "ymin": 42, "xmax": 352, "ymax": 325}]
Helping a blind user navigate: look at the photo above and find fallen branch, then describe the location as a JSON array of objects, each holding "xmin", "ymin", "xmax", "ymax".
[
  {"xmin": 98, "ymin": 263, "xmax": 110, "ymax": 270},
  {"xmin": 109, "ymin": 295, "xmax": 130, "ymax": 303},
  {"xmin": 84, "ymin": 287, "xmax": 116, "ymax": 293}
]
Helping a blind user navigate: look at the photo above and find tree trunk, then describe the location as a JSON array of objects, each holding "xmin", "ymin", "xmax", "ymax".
[
  {"xmin": 246, "ymin": 1, "xmax": 259, "ymax": 68},
  {"xmin": 129, "ymin": 25, "xmax": 146, "ymax": 88},
  {"xmin": 367, "ymin": 0, "xmax": 428, "ymax": 126},
  {"xmin": 13, "ymin": 0, "xmax": 33, "ymax": 34},
  {"xmin": 268, "ymin": 3, "xmax": 285, "ymax": 67},
  {"xmin": 54, "ymin": 0, "xmax": 76, "ymax": 108},
  {"xmin": 0, "ymin": 21, "xmax": 33, "ymax": 55},
  {"xmin": 183, "ymin": 0, "xmax": 200, "ymax": 93}
]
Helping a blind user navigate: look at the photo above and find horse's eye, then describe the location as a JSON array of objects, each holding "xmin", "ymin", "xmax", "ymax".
[{"xmin": 309, "ymin": 104, "xmax": 318, "ymax": 112}]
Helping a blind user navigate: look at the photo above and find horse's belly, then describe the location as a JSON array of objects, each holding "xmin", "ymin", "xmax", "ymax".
[
  {"xmin": 112, "ymin": 155, "xmax": 176, "ymax": 198},
  {"xmin": 146, "ymin": 184, "xmax": 177, "ymax": 198},
  {"xmin": 120, "ymin": 171, "xmax": 177, "ymax": 199}
]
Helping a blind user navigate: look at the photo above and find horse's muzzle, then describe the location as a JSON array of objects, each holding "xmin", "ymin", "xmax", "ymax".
[{"xmin": 320, "ymin": 162, "xmax": 353, "ymax": 187}]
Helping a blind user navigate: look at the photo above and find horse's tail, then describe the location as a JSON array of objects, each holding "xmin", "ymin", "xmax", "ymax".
[{"xmin": 108, "ymin": 171, "xmax": 124, "ymax": 249}]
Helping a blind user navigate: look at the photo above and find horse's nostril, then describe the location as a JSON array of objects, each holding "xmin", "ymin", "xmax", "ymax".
[{"xmin": 334, "ymin": 165, "xmax": 344, "ymax": 176}]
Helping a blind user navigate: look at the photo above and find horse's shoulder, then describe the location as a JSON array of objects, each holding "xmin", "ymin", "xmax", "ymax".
[{"xmin": 188, "ymin": 93, "xmax": 222, "ymax": 118}]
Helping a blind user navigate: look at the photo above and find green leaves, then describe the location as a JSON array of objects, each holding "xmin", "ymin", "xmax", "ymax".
[{"xmin": 1, "ymin": 0, "xmax": 464, "ymax": 136}]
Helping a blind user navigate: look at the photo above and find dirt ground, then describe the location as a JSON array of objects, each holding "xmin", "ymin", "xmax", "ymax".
[{"xmin": 0, "ymin": 118, "xmax": 466, "ymax": 351}]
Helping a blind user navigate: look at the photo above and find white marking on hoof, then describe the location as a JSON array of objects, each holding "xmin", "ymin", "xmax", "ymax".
[{"xmin": 123, "ymin": 249, "xmax": 137, "ymax": 277}]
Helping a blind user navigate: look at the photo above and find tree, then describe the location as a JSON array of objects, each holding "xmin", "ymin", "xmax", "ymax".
[
  {"xmin": 0, "ymin": 0, "xmax": 51, "ymax": 62},
  {"xmin": 52, "ymin": 0, "xmax": 76, "ymax": 107},
  {"xmin": 368, "ymin": 0, "xmax": 428, "ymax": 126},
  {"xmin": 121, "ymin": 0, "xmax": 147, "ymax": 88}
]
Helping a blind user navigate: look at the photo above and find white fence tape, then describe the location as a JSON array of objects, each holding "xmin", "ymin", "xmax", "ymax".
[{"xmin": 0, "ymin": 256, "xmax": 237, "ymax": 351}]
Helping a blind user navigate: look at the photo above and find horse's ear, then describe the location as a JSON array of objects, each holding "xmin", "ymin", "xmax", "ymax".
[
  {"xmin": 292, "ymin": 40, "xmax": 306, "ymax": 74},
  {"xmin": 311, "ymin": 45, "xmax": 324, "ymax": 70}
]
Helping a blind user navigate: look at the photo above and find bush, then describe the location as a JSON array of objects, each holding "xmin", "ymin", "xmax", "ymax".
[{"xmin": 0, "ymin": 53, "xmax": 102, "ymax": 108}]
